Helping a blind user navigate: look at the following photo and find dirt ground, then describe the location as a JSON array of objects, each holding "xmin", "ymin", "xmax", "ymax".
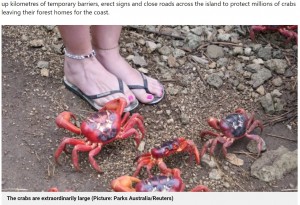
[{"xmin": 2, "ymin": 26, "xmax": 297, "ymax": 192}]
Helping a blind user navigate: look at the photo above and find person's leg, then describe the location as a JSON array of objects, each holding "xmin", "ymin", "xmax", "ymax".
[
  {"xmin": 58, "ymin": 25, "xmax": 135, "ymax": 107},
  {"xmin": 91, "ymin": 25, "xmax": 163, "ymax": 104}
]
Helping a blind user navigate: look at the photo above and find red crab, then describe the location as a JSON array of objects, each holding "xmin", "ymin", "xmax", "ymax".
[
  {"xmin": 111, "ymin": 168, "xmax": 210, "ymax": 192},
  {"xmin": 200, "ymin": 108, "xmax": 264, "ymax": 158},
  {"xmin": 54, "ymin": 98, "xmax": 145, "ymax": 172},
  {"xmin": 250, "ymin": 25, "xmax": 298, "ymax": 44},
  {"xmin": 133, "ymin": 137, "xmax": 200, "ymax": 177}
]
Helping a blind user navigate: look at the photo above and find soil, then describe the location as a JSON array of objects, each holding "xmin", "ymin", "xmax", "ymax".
[{"xmin": 2, "ymin": 26, "xmax": 297, "ymax": 192}]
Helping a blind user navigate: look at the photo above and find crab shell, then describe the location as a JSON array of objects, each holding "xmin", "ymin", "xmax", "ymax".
[
  {"xmin": 217, "ymin": 113, "xmax": 248, "ymax": 139},
  {"xmin": 80, "ymin": 110, "xmax": 121, "ymax": 143},
  {"xmin": 150, "ymin": 139, "xmax": 180, "ymax": 158},
  {"xmin": 135, "ymin": 175, "xmax": 184, "ymax": 192}
]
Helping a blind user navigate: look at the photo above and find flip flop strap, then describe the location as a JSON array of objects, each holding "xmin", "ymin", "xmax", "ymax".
[
  {"xmin": 85, "ymin": 79, "xmax": 124, "ymax": 99},
  {"xmin": 127, "ymin": 72, "xmax": 151, "ymax": 94}
]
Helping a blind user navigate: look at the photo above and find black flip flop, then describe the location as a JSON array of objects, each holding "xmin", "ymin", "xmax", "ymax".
[
  {"xmin": 127, "ymin": 72, "xmax": 165, "ymax": 105},
  {"xmin": 63, "ymin": 76, "xmax": 139, "ymax": 112}
]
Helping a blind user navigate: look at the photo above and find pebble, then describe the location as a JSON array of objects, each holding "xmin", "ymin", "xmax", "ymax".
[
  {"xmin": 40, "ymin": 68, "xmax": 49, "ymax": 77},
  {"xmin": 145, "ymin": 41, "xmax": 157, "ymax": 53},
  {"xmin": 201, "ymin": 154, "xmax": 217, "ymax": 168},
  {"xmin": 271, "ymin": 89, "xmax": 282, "ymax": 97},
  {"xmin": 206, "ymin": 45, "xmax": 224, "ymax": 59},
  {"xmin": 158, "ymin": 46, "xmax": 172, "ymax": 55},
  {"xmin": 137, "ymin": 141, "xmax": 145, "ymax": 152},
  {"xmin": 272, "ymin": 77, "xmax": 283, "ymax": 86},
  {"xmin": 37, "ymin": 61, "xmax": 49, "ymax": 69},
  {"xmin": 132, "ymin": 55, "xmax": 147, "ymax": 67},
  {"xmin": 166, "ymin": 118, "xmax": 174, "ymax": 124},
  {"xmin": 256, "ymin": 85, "xmax": 265, "ymax": 95},
  {"xmin": 167, "ymin": 55, "xmax": 177, "ymax": 67},
  {"xmin": 252, "ymin": 58, "xmax": 264, "ymax": 64},
  {"xmin": 29, "ymin": 39, "xmax": 44, "ymax": 48},
  {"xmin": 209, "ymin": 169, "xmax": 222, "ymax": 180},
  {"xmin": 233, "ymin": 47, "xmax": 244, "ymax": 55},
  {"xmin": 137, "ymin": 67, "xmax": 149, "ymax": 74},
  {"xmin": 190, "ymin": 55, "xmax": 209, "ymax": 65},
  {"xmin": 244, "ymin": 47, "xmax": 252, "ymax": 56}
]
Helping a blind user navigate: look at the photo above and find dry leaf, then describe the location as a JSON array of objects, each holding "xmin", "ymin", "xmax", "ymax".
[{"xmin": 226, "ymin": 153, "xmax": 244, "ymax": 166}]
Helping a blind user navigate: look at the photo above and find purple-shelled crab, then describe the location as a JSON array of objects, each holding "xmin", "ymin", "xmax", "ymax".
[{"xmin": 200, "ymin": 108, "xmax": 264, "ymax": 158}]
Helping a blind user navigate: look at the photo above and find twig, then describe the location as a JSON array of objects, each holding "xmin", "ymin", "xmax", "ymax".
[
  {"xmin": 202, "ymin": 52, "xmax": 213, "ymax": 63},
  {"xmin": 24, "ymin": 131, "xmax": 39, "ymax": 137},
  {"xmin": 197, "ymin": 42, "xmax": 243, "ymax": 50},
  {"xmin": 47, "ymin": 164, "xmax": 51, "ymax": 177},
  {"xmin": 47, "ymin": 157, "xmax": 56, "ymax": 177},
  {"xmin": 196, "ymin": 67, "xmax": 207, "ymax": 86},
  {"xmin": 160, "ymin": 79, "xmax": 178, "ymax": 83},
  {"xmin": 284, "ymin": 55, "xmax": 291, "ymax": 66},
  {"xmin": 266, "ymin": 134, "xmax": 297, "ymax": 142},
  {"xmin": 197, "ymin": 43, "xmax": 210, "ymax": 50},
  {"xmin": 210, "ymin": 41, "xmax": 244, "ymax": 47},
  {"xmin": 232, "ymin": 151, "xmax": 257, "ymax": 160},
  {"xmin": 263, "ymin": 109, "xmax": 297, "ymax": 126}
]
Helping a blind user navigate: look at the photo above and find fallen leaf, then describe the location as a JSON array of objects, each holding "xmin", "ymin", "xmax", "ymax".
[{"xmin": 226, "ymin": 153, "xmax": 244, "ymax": 166}]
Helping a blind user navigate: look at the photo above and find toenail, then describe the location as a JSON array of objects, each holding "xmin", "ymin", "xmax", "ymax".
[
  {"xmin": 128, "ymin": 95, "xmax": 134, "ymax": 102},
  {"xmin": 147, "ymin": 94, "xmax": 154, "ymax": 100}
]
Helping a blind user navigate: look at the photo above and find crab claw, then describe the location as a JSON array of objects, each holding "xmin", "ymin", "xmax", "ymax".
[
  {"xmin": 55, "ymin": 111, "xmax": 81, "ymax": 135},
  {"xmin": 102, "ymin": 97, "xmax": 127, "ymax": 115},
  {"xmin": 111, "ymin": 176, "xmax": 141, "ymax": 192},
  {"xmin": 207, "ymin": 117, "xmax": 220, "ymax": 130}
]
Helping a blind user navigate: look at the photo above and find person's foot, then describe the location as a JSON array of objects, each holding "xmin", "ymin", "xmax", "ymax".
[
  {"xmin": 94, "ymin": 47, "xmax": 164, "ymax": 104},
  {"xmin": 63, "ymin": 56, "xmax": 136, "ymax": 107}
]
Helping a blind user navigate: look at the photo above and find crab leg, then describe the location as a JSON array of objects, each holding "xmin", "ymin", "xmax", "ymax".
[
  {"xmin": 54, "ymin": 137, "xmax": 85, "ymax": 164},
  {"xmin": 120, "ymin": 112, "xmax": 130, "ymax": 126},
  {"xmin": 245, "ymin": 134, "xmax": 264, "ymax": 156},
  {"xmin": 88, "ymin": 144, "xmax": 103, "ymax": 173},
  {"xmin": 221, "ymin": 138, "xmax": 234, "ymax": 157},
  {"xmin": 157, "ymin": 159, "xmax": 173, "ymax": 175},
  {"xmin": 200, "ymin": 131, "xmax": 220, "ymax": 138},
  {"xmin": 247, "ymin": 120, "xmax": 263, "ymax": 134},
  {"xmin": 133, "ymin": 157, "xmax": 156, "ymax": 177},
  {"xmin": 185, "ymin": 140, "xmax": 200, "ymax": 164},
  {"xmin": 118, "ymin": 129, "xmax": 142, "ymax": 148},
  {"xmin": 209, "ymin": 137, "xmax": 227, "ymax": 156},
  {"xmin": 71, "ymin": 144, "xmax": 94, "ymax": 171},
  {"xmin": 123, "ymin": 116, "xmax": 145, "ymax": 141}
]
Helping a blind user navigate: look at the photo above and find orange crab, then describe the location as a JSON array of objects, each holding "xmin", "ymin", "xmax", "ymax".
[
  {"xmin": 54, "ymin": 98, "xmax": 145, "ymax": 172},
  {"xmin": 112, "ymin": 168, "xmax": 210, "ymax": 192},
  {"xmin": 133, "ymin": 137, "xmax": 200, "ymax": 177}
]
